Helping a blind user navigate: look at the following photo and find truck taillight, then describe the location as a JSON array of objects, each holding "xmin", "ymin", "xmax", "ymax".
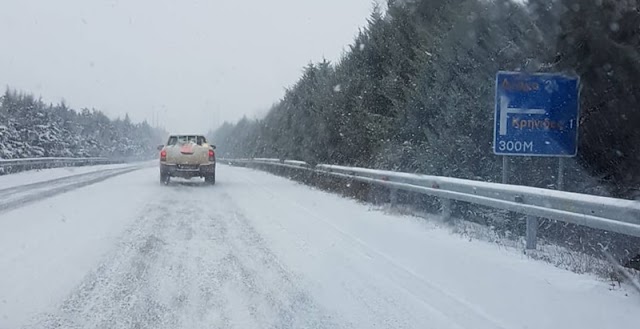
[
  {"xmin": 208, "ymin": 149, "xmax": 215, "ymax": 161},
  {"xmin": 160, "ymin": 150, "xmax": 167, "ymax": 161}
]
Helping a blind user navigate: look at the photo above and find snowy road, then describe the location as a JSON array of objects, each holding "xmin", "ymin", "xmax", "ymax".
[
  {"xmin": 0, "ymin": 165, "xmax": 637, "ymax": 329},
  {"xmin": 0, "ymin": 165, "xmax": 146, "ymax": 213}
]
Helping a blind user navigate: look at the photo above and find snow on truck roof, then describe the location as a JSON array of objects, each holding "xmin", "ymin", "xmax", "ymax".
[{"xmin": 168, "ymin": 134, "xmax": 207, "ymax": 137}]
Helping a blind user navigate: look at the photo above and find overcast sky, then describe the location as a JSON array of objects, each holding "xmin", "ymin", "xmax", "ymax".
[{"xmin": 0, "ymin": 0, "xmax": 382, "ymax": 132}]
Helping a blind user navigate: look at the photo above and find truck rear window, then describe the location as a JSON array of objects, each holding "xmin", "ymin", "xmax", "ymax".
[{"xmin": 167, "ymin": 136, "xmax": 207, "ymax": 146}]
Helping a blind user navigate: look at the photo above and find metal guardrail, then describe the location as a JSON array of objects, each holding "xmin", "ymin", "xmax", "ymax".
[
  {"xmin": 0, "ymin": 157, "xmax": 119, "ymax": 175},
  {"xmin": 222, "ymin": 158, "xmax": 640, "ymax": 249}
]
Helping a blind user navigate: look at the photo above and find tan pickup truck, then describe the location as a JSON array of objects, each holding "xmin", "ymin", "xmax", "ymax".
[{"xmin": 158, "ymin": 134, "xmax": 216, "ymax": 185}]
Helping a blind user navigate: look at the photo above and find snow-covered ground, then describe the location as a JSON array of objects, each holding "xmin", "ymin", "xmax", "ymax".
[{"xmin": 0, "ymin": 165, "xmax": 637, "ymax": 329}]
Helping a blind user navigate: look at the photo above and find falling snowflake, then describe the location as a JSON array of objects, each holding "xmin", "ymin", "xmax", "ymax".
[
  {"xmin": 609, "ymin": 22, "xmax": 620, "ymax": 32},
  {"xmin": 333, "ymin": 84, "xmax": 342, "ymax": 92}
]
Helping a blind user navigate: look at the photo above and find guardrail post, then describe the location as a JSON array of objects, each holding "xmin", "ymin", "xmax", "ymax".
[
  {"xmin": 441, "ymin": 198, "xmax": 452, "ymax": 222},
  {"xmin": 515, "ymin": 194, "xmax": 537, "ymax": 249},
  {"xmin": 389, "ymin": 188, "xmax": 398, "ymax": 208},
  {"xmin": 526, "ymin": 216, "xmax": 538, "ymax": 250}
]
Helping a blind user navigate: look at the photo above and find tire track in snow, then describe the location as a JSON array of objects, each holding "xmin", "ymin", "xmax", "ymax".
[{"xmin": 23, "ymin": 183, "xmax": 343, "ymax": 329}]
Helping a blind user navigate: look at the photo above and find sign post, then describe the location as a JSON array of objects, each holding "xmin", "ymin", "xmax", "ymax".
[
  {"xmin": 494, "ymin": 71, "xmax": 580, "ymax": 249},
  {"xmin": 502, "ymin": 156, "xmax": 509, "ymax": 184},
  {"xmin": 557, "ymin": 157, "xmax": 566, "ymax": 191}
]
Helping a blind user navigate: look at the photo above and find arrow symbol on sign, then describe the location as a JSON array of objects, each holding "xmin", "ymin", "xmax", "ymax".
[{"xmin": 499, "ymin": 96, "xmax": 546, "ymax": 135}]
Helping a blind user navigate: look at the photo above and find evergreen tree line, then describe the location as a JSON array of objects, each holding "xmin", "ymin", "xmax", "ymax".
[
  {"xmin": 213, "ymin": 0, "xmax": 640, "ymax": 199},
  {"xmin": 0, "ymin": 89, "xmax": 166, "ymax": 161}
]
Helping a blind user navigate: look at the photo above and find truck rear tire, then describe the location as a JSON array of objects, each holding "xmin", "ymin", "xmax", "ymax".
[
  {"xmin": 160, "ymin": 172, "xmax": 170, "ymax": 185},
  {"xmin": 205, "ymin": 173, "xmax": 216, "ymax": 185}
]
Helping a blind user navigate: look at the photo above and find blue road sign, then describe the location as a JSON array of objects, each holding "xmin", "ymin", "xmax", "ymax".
[{"xmin": 494, "ymin": 71, "xmax": 580, "ymax": 157}]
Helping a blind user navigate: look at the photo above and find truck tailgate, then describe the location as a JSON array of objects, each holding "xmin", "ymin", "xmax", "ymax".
[{"xmin": 165, "ymin": 144, "xmax": 209, "ymax": 165}]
